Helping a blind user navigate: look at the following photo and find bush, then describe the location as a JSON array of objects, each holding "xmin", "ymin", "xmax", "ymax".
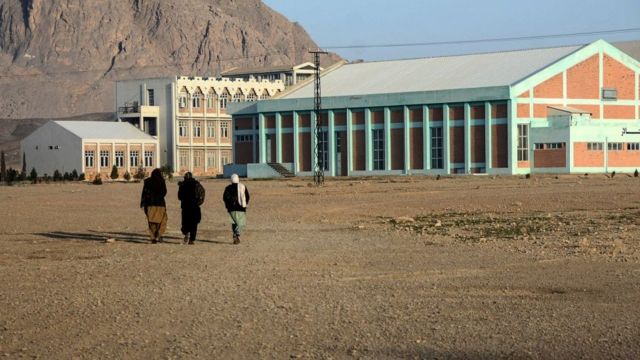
[
  {"xmin": 63, "ymin": 172, "xmax": 71, "ymax": 181},
  {"xmin": 635, "ymin": 169, "xmax": 638, "ymax": 178},
  {"xmin": 43, "ymin": 173, "xmax": 50, "ymax": 183},
  {"xmin": 5, "ymin": 168, "xmax": 18, "ymax": 185},
  {"xmin": 92, "ymin": 173, "xmax": 103, "ymax": 185},
  {"xmin": 29, "ymin": 168, "xmax": 38, "ymax": 184},
  {"xmin": 71, "ymin": 169, "xmax": 79, "ymax": 181},
  {"xmin": 53, "ymin": 170, "xmax": 63, "ymax": 182},
  {"xmin": 123, "ymin": 171, "xmax": 132, "ymax": 181},
  {"xmin": 161, "ymin": 165, "xmax": 173, "ymax": 179},
  {"xmin": 110, "ymin": 165, "xmax": 119, "ymax": 180},
  {"xmin": 78, "ymin": 173, "xmax": 85, "ymax": 181},
  {"xmin": 134, "ymin": 166, "xmax": 147, "ymax": 180}
]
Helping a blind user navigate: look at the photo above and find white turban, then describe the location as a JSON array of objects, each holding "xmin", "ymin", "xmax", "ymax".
[{"xmin": 231, "ymin": 174, "xmax": 239, "ymax": 184}]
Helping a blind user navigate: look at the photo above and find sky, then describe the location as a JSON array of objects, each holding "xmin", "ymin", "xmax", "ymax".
[{"xmin": 262, "ymin": 0, "xmax": 640, "ymax": 62}]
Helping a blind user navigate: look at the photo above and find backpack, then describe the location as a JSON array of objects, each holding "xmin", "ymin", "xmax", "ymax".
[{"xmin": 195, "ymin": 182, "xmax": 206, "ymax": 206}]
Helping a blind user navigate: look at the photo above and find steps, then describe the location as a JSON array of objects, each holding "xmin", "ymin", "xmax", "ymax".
[{"xmin": 267, "ymin": 163, "xmax": 295, "ymax": 178}]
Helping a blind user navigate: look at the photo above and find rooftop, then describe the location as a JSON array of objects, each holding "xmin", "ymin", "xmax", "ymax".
[
  {"xmin": 55, "ymin": 121, "xmax": 157, "ymax": 140},
  {"xmin": 280, "ymin": 44, "xmax": 585, "ymax": 99}
]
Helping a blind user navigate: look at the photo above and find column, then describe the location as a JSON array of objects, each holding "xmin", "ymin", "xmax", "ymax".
[
  {"xmin": 423, "ymin": 105, "xmax": 431, "ymax": 171},
  {"xmin": 276, "ymin": 112, "xmax": 283, "ymax": 163},
  {"xmin": 403, "ymin": 106, "xmax": 410, "ymax": 174},
  {"xmin": 111, "ymin": 141, "xmax": 116, "ymax": 173},
  {"xmin": 293, "ymin": 111, "xmax": 299, "ymax": 173},
  {"xmin": 328, "ymin": 110, "xmax": 336, "ymax": 176},
  {"xmin": 310, "ymin": 112, "xmax": 317, "ymax": 172},
  {"xmin": 507, "ymin": 100, "xmax": 518, "ymax": 172},
  {"xmin": 346, "ymin": 109, "xmax": 353, "ymax": 175},
  {"xmin": 365, "ymin": 108, "xmax": 372, "ymax": 171},
  {"xmin": 384, "ymin": 107, "xmax": 391, "ymax": 171},
  {"xmin": 484, "ymin": 102, "xmax": 492, "ymax": 172},
  {"xmin": 464, "ymin": 103, "xmax": 471, "ymax": 174},
  {"xmin": 258, "ymin": 113, "xmax": 266, "ymax": 163},
  {"xmin": 96, "ymin": 143, "xmax": 101, "ymax": 176},
  {"xmin": 126, "ymin": 142, "xmax": 131, "ymax": 173},
  {"xmin": 443, "ymin": 104, "xmax": 451, "ymax": 174}
]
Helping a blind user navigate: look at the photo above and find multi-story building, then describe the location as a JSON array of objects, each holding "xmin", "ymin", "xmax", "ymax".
[
  {"xmin": 229, "ymin": 40, "xmax": 640, "ymax": 177},
  {"xmin": 115, "ymin": 76, "xmax": 285, "ymax": 176},
  {"xmin": 21, "ymin": 121, "xmax": 159, "ymax": 180},
  {"xmin": 222, "ymin": 62, "xmax": 320, "ymax": 87}
]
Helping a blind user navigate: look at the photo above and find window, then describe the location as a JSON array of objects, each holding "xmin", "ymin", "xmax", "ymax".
[
  {"xmin": 179, "ymin": 93, "xmax": 188, "ymax": 108},
  {"xmin": 372, "ymin": 128, "xmax": 385, "ymax": 170},
  {"xmin": 627, "ymin": 143, "xmax": 640, "ymax": 151},
  {"xmin": 193, "ymin": 151, "xmax": 202, "ymax": 167},
  {"xmin": 219, "ymin": 92, "xmax": 229, "ymax": 109},
  {"xmin": 147, "ymin": 89, "xmax": 155, "ymax": 106},
  {"xmin": 608, "ymin": 142, "xmax": 623, "ymax": 151},
  {"xmin": 517, "ymin": 124, "xmax": 529, "ymax": 161},
  {"xmin": 144, "ymin": 151, "xmax": 154, "ymax": 167},
  {"xmin": 221, "ymin": 153, "xmax": 229, "ymax": 166},
  {"xmin": 587, "ymin": 142, "xmax": 603, "ymax": 151},
  {"xmin": 207, "ymin": 93, "xmax": 216, "ymax": 109},
  {"xmin": 100, "ymin": 150, "xmax": 109, "ymax": 168},
  {"xmin": 179, "ymin": 121, "xmax": 188, "ymax": 137},
  {"xmin": 221, "ymin": 122, "xmax": 229, "ymax": 138},
  {"xmin": 431, "ymin": 127, "xmax": 443, "ymax": 169},
  {"xmin": 246, "ymin": 92, "xmax": 257, "ymax": 101},
  {"xmin": 192, "ymin": 93, "xmax": 201, "ymax": 108},
  {"xmin": 207, "ymin": 122, "xmax": 215, "ymax": 138},
  {"xmin": 207, "ymin": 151, "xmax": 216, "ymax": 168},
  {"xmin": 232, "ymin": 92, "xmax": 243, "ymax": 102},
  {"xmin": 115, "ymin": 151, "xmax": 124, "ymax": 167},
  {"xmin": 179, "ymin": 150, "xmax": 189, "ymax": 169},
  {"xmin": 318, "ymin": 131, "xmax": 328, "ymax": 171},
  {"xmin": 130, "ymin": 150, "xmax": 139, "ymax": 167},
  {"xmin": 602, "ymin": 88, "xmax": 618, "ymax": 101},
  {"xmin": 259, "ymin": 91, "xmax": 270, "ymax": 100},
  {"xmin": 236, "ymin": 135, "xmax": 253, "ymax": 142},
  {"xmin": 193, "ymin": 121, "xmax": 202, "ymax": 137},
  {"xmin": 85, "ymin": 150, "xmax": 94, "ymax": 168},
  {"xmin": 535, "ymin": 143, "xmax": 565, "ymax": 150}
]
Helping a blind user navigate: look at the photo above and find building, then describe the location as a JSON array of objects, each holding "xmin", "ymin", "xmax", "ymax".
[
  {"xmin": 222, "ymin": 62, "xmax": 320, "ymax": 87},
  {"xmin": 115, "ymin": 76, "xmax": 285, "ymax": 176},
  {"xmin": 229, "ymin": 40, "xmax": 640, "ymax": 177},
  {"xmin": 21, "ymin": 121, "xmax": 159, "ymax": 179}
]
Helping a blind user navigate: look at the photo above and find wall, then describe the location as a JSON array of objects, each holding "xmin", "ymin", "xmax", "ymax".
[{"xmin": 21, "ymin": 122, "xmax": 82, "ymax": 177}]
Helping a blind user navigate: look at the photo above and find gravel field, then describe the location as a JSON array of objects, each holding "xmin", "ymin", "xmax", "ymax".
[{"xmin": 1, "ymin": 174, "xmax": 639, "ymax": 359}]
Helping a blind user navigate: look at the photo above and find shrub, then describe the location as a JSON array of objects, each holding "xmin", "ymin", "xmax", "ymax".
[
  {"xmin": 43, "ymin": 173, "xmax": 50, "ymax": 183},
  {"xmin": 29, "ymin": 168, "xmax": 38, "ymax": 184},
  {"xmin": 71, "ymin": 169, "xmax": 79, "ymax": 181},
  {"xmin": 134, "ymin": 166, "xmax": 147, "ymax": 180},
  {"xmin": 635, "ymin": 169, "xmax": 638, "ymax": 178},
  {"xmin": 123, "ymin": 171, "xmax": 132, "ymax": 181},
  {"xmin": 5, "ymin": 168, "xmax": 17, "ymax": 185},
  {"xmin": 161, "ymin": 165, "xmax": 173, "ymax": 179},
  {"xmin": 78, "ymin": 173, "xmax": 85, "ymax": 181},
  {"xmin": 53, "ymin": 170, "xmax": 63, "ymax": 182},
  {"xmin": 110, "ymin": 165, "xmax": 119, "ymax": 180},
  {"xmin": 63, "ymin": 172, "xmax": 71, "ymax": 181},
  {"xmin": 92, "ymin": 173, "xmax": 103, "ymax": 185}
]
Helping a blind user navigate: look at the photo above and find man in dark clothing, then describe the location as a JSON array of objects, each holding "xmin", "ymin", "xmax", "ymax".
[
  {"xmin": 178, "ymin": 172, "xmax": 203, "ymax": 245},
  {"xmin": 140, "ymin": 168, "xmax": 168, "ymax": 244},
  {"xmin": 223, "ymin": 173, "xmax": 250, "ymax": 244}
]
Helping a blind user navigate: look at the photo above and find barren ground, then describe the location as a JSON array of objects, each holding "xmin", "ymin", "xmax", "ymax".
[{"xmin": 1, "ymin": 174, "xmax": 639, "ymax": 359}]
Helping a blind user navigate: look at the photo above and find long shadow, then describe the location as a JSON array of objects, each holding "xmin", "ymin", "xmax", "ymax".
[{"xmin": 34, "ymin": 230, "xmax": 234, "ymax": 245}]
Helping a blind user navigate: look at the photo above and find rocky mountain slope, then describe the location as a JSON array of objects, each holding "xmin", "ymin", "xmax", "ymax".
[{"xmin": 0, "ymin": 0, "xmax": 340, "ymax": 120}]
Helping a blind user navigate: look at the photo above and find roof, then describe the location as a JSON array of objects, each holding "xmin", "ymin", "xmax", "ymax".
[
  {"xmin": 222, "ymin": 62, "xmax": 318, "ymax": 76},
  {"xmin": 54, "ymin": 121, "xmax": 157, "ymax": 140},
  {"xmin": 280, "ymin": 45, "xmax": 584, "ymax": 99},
  {"xmin": 613, "ymin": 40, "xmax": 640, "ymax": 62},
  {"xmin": 547, "ymin": 105, "xmax": 592, "ymax": 115}
]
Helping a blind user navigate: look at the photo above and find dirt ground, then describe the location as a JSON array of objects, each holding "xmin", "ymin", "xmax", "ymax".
[{"xmin": 1, "ymin": 174, "xmax": 639, "ymax": 359}]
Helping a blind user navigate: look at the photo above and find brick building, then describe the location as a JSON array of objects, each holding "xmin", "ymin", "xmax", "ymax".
[
  {"xmin": 115, "ymin": 76, "xmax": 285, "ymax": 176},
  {"xmin": 229, "ymin": 40, "xmax": 640, "ymax": 177},
  {"xmin": 21, "ymin": 121, "xmax": 159, "ymax": 180}
]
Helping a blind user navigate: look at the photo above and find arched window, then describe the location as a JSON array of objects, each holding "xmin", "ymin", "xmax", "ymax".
[
  {"xmin": 192, "ymin": 88, "xmax": 204, "ymax": 108},
  {"xmin": 259, "ymin": 90, "xmax": 270, "ymax": 100},
  {"xmin": 206, "ymin": 89, "xmax": 217, "ymax": 109},
  {"xmin": 246, "ymin": 89, "xmax": 258, "ymax": 102},
  {"xmin": 219, "ymin": 88, "xmax": 230, "ymax": 109},
  {"xmin": 232, "ymin": 89, "xmax": 244, "ymax": 102}
]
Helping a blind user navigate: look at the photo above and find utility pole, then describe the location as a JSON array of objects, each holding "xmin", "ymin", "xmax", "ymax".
[{"xmin": 310, "ymin": 49, "xmax": 327, "ymax": 186}]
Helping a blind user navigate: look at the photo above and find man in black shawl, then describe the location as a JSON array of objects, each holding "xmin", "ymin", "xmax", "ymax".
[
  {"xmin": 140, "ymin": 168, "xmax": 168, "ymax": 244},
  {"xmin": 178, "ymin": 172, "xmax": 203, "ymax": 244}
]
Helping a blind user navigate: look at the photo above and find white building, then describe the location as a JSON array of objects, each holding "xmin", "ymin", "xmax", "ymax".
[
  {"xmin": 115, "ymin": 76, "xmax": 285, "ymax": 176},
  {"xmin": 21, "ymin": 121, "xmax": 159, "ymax": 179}
]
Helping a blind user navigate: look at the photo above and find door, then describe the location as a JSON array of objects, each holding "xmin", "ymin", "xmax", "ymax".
[
  {"xmin": 335, "ymin": 131, "xmax": 342, "ymax": 176},
  {"xmin": 266, "ymin": 135, "xmax": 272, "ymax": 163}
]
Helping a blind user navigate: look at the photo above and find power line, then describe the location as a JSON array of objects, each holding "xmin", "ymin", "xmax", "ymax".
[{"xmin": 322, "ymin": 27, "xmax": 640, "ymax": 49}]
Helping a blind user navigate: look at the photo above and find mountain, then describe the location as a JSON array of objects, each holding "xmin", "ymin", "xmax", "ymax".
[{"xmin": 0, "ymin": 0, "xmax": 341, "ymax": 120}]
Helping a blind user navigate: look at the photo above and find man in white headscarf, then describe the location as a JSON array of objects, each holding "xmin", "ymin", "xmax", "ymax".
[{"xmin": 223, "ymin": 173, "xmax": 250, "ymax": 244}]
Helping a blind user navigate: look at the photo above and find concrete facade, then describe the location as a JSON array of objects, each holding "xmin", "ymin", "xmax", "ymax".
[
  {"xmin": 116, "ymin": 76, "xmax": 285, "ymax": 176},
  {"xmin": 230, "ymin": 40, "xmax": 640, "ymax": 177}
]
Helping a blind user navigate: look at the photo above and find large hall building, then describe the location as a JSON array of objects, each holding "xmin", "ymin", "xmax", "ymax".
[{"xmin": 229, "ymin": 40, "xmax": 640, "ymax": 177}]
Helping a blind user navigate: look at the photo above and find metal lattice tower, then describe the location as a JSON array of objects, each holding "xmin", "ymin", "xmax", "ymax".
[{"xmin": 310, "ymin": 49, "xmax": 327, "ymax": 186}]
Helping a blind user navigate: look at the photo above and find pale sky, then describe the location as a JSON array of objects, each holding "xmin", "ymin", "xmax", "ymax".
[{"xmin": 262, "ymin": 0, "xmax": 640, "ymax": 61}]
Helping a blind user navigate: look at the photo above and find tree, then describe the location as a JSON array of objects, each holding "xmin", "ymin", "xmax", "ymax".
[
  {"xmin": 92, "ymin": 173, "xmax": 103, "ymax": 185},
  {"xmin": 20, "ymin": 152, "xmax": 27, "ymax": 181},
  {"xmin": 110, "ymin": 165, "xmax": 119, "ymax": 180},
  {"xmin": 29, "ymin": 168, "xmax": 38, "ymax": 184},
  {"xmin": 71, "ymin": 169, "xmax": 79, "ymax": 181},
  {"xmin": 53, "ymin": 170, "xmax": 62, "ymax": 182},
  {"xmin": 5, "ymin": 168, "xmax": 17, "ymax": 185},
  {"xmin": 123, "ymin": 171, "xmax": 132, "ymax": 181},
  {"xmin": 78, "ymin": 173, "xmax": 85, "ymax": 181},
  {"xmin": 0, "ymin": 150, "xmax": 5, "ymax": 182}
]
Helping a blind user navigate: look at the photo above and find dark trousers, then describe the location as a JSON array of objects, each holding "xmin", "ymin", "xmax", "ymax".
[{"xmin": 181, "ymin": 206, "xmax": 201, "ymax": 241}]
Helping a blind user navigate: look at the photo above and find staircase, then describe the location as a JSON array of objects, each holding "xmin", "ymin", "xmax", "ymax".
[{"xmin": 267, "ymin": 163, "xmax": 295, "ymax": 178}]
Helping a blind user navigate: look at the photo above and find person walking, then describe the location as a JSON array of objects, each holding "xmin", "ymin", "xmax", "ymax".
[
  {"xmin": 223, "ymin": 173, "xmax": 250, "ymax": 244},
  {"xmin": 178, "ymin": 172, "xmax": 204, "ymax": 245},
  {"xmin": 140, "ymin": 168, "xmax": 168, "ymax": 244}
]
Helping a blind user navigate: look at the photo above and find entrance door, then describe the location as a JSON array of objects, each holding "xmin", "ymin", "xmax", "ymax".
[
  {"xmin": 335, "ymin": 132, "xmax": 342, "ymax": 176},
  {"xmin": 265, "ymin": 135, "xmax": 272, "ymax": 163}
]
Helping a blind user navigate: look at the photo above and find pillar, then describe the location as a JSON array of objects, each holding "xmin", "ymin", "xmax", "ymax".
[
  {"xmin": 403, "ymin": 106, "xmax": 410, "ymax": 174},
  {"xmin": 423, "ymin": 105, "xmax": 431, "ymax": 171},
  {"xmin": 293, "ymin": 111, "xmax": 299, "ymax": 173},
  {"xmin": 384, "ymin": 107, "xmax": 391, "ymax": 171},
  {"xmin": 346, "ymin": 109, "xmax": 353, "ymax": 175},
  {"xmin": 464, "ymin": 103, "xmax": 471, "ymax": 174},
  {"xmin": 507, "ymin": 100, "xmax": 517, "ymax": 172},
  {"xmin": 311, "ymin": 111, "xmax": 317, "ymax": 172},
  {"xmin": 276, "ymin": 112, "xmax": 283, "ymax": 163},
  {"xmin": 443, "ymin": 104, "xmax": 451, "ymax": 174},
  {"xmin": 365, "ymin": 108, "xmax": 372, "ymax": 171},
  {"xmin": 484, "ymin": 102, "xmax": 492, "ymax": 172},
  {"xmin": 328, "ymin": 110, "xmax": 336, "ymax": 176},
  {"xmin": 258, "ymin": 113, "xmax": 266, "ymax": 163}
]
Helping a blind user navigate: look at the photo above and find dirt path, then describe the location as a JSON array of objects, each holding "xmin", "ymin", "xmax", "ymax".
[{"xmin": 1, "ymin": 175, "xmax": 639, "ymax": 359}]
